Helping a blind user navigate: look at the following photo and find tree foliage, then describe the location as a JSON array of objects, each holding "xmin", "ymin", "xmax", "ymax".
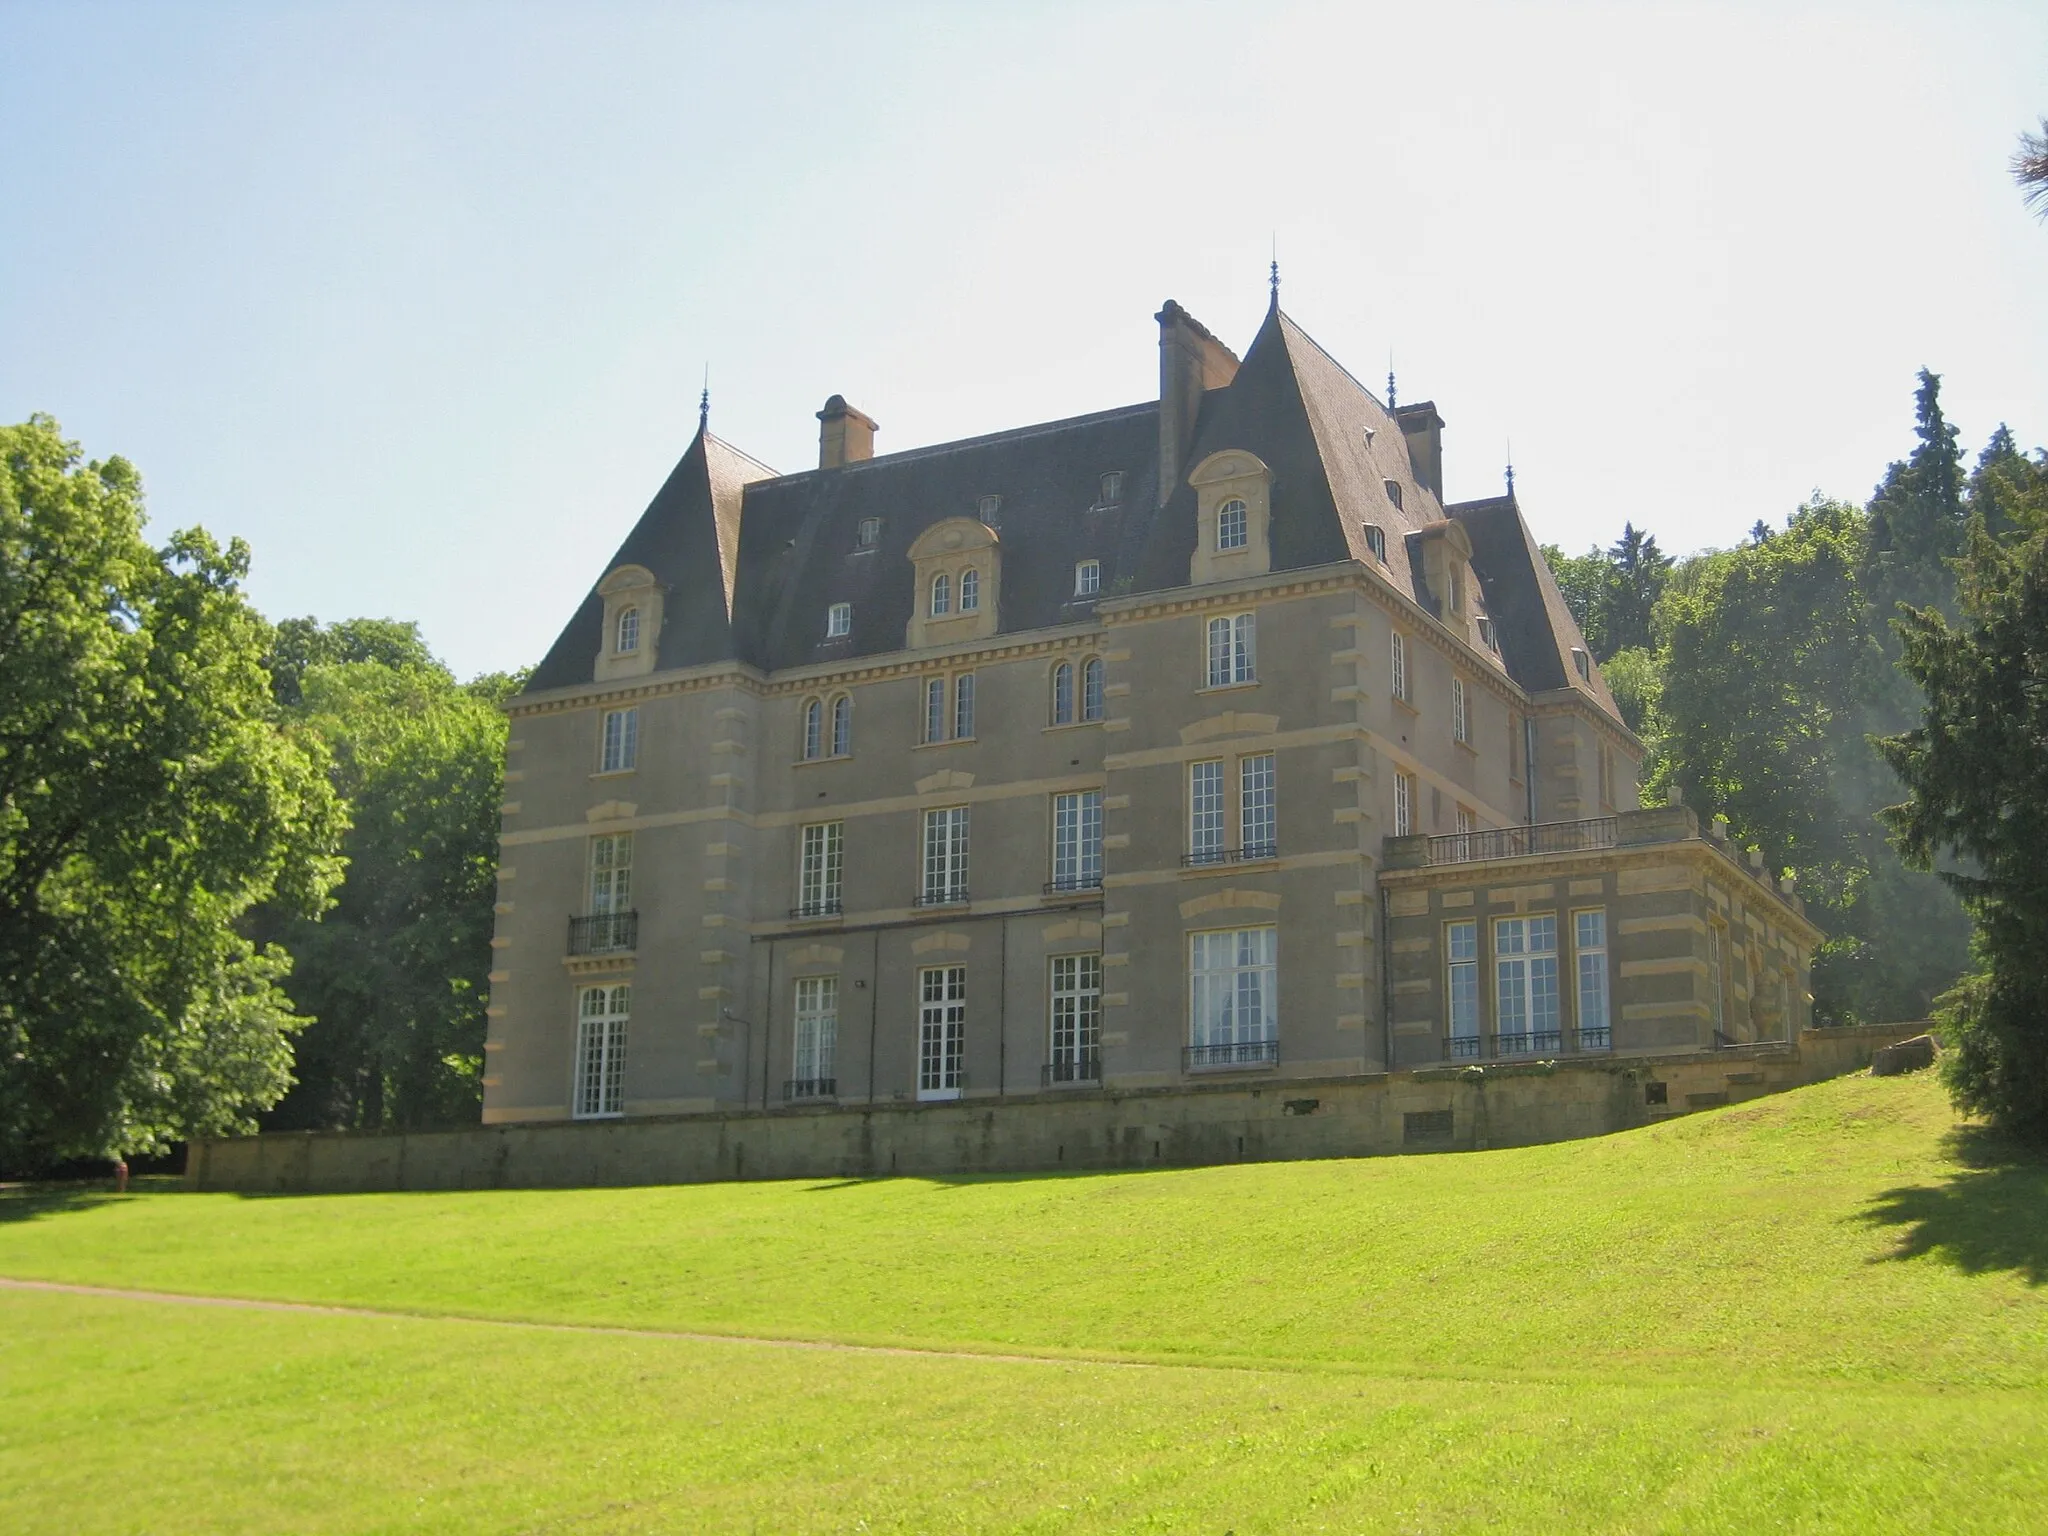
[
  {"xmin": 1542, "ymin": 522, "xmax": 1672, "ymax": 662},
  {"xmin": 0, "ymin": 417, "xmax": 344, "ymax": 1167}
]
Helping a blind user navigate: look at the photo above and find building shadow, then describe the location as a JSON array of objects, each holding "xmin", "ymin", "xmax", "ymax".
[
  {"xmin": 1858, "ymin": 1125, "xmax": 2048, "ymax": 1285},
  {"xmin": 0, "ymin": 1186, "xmax": 102, "ymax": 1224}
]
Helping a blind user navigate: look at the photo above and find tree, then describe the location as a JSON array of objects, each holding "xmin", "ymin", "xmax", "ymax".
[
  {"xmin": 1543, "ymin": 544, "xmax": 1613, "ymax": 659},
  {"xmin": 0, "ymin": 417, "xmax": 344, "ymax": 1168},
  {"xmin": 1600, "ymin": 646, "xmax": 1661, "ymax": 740},
  {"xmin": 1865, "ymin": 369, "xmax": 1967, "ymax": 620},
  {"xmin": 2015, "ymin": 117, "xmax": 2048, "ymax": 219},
  {"xmin": 1880, "ymin": 509, "xmax": 2048, "ymax": 1143},
  {"xmin": 258, "ymin": 636, "xmax": 513, "ymax": 1132},
  {"xmin": 1602, "ymin": 523, "xmax": 1673, "ymax": 657}
]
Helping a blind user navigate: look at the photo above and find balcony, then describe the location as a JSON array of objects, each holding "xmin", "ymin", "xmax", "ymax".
[
  {"xmin": 1180, "ymin": 841, "xmax": 1279, "ymax": 869},
  {"xmin": 1184, "ymin": 1038, "xmax": 1280, "ymax": 1072},
  {"xmin": 1421, "ymin": 817, "xmax": 1619, "ymax": 867},
  {"xmin": 783, "ymin": 1077, "xmax": 837, "ymax": 1102},
  {"xmin": 1443, "ymin": 1027, "xmax": 1611, "ymax": 1062},
  {"xmin": 788, "ymin": 899, "xmax": 843, "ymax": 921},
  {"xmin": 914, "ymin": 885, "xmax": 970, "ymax": 909},
  {"xmin": 1043, "ymin": 873, "xmax": 1103, "ymax": 898},
  {"xmin": 1042, "ymin": 1052, "xmax": 1101, "ymax": 1087},
  {"xmin": 567, "ymin": 911, "xmax": 637, "ymax": 955}
]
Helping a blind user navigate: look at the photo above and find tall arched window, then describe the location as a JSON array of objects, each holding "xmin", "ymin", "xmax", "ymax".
[
  {"xmin": 1082, "ymin": 657, "xmax": 1105, "ymax": 721},
  {"xmin": 960, "ymin": 567, "xmax": 980, "ymax": 612},
  {"xmin": 931, "ymin": 572, "xmax": 952, "ymax": 616},
  {"xmin": 830, "ymin": 695, "xmax": 852, "ymax": 756},
  {"xmin": 803, "ymin": 698, "xmax": 824, "ymax": 761},
  {"xmin": 615, "ymin": 606, "xmax": 640, "ymax": 654},
  {"xmin": 1051, "ymin": 661, "xmax": 1075, "ymax": 725}
]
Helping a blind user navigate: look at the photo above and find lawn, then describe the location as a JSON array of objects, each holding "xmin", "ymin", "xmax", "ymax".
[{"xmin": 3, "ymin": 1070, "xmax": 2044, "ymax": 1532}]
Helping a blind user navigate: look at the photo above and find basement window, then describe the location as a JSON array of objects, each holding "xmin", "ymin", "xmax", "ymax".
[{"xmin": 1645, "ymin": 1081, "xmax": 1668, "ymax": 1106}]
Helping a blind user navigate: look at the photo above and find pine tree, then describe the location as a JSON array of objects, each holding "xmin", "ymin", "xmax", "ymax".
[
  {"xmin": 1865, "ymin": 369, "xmax": 1968, "ymax": 619},
  {"xmin": 1604, "ymin": 522, "xmax": 1673, "ymax": 656}
]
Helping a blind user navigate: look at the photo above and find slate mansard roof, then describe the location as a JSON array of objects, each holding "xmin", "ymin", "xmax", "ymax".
[{"xmin": 525, "ymin": 300, "xmax": 1620, "ymax": 726}]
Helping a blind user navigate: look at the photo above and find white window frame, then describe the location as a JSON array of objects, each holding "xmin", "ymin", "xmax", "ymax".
[
  {"xmin": 1052, "ymin": 790, "xmax": 1103, "ymax": 891},
  {"xmin": 1075, "ymin": 559, "xmax": 1100, "ymax": 596},
  {"xmin": 1082, "ymin": 656, "xmax": 1105, "ymax": 721},
  {"xmin": 921, "ymin": 805, "xmax": 969, "ymax": 904},
  {"xmin": 1217, "ymin": 498, "xmax": 1249, "ymax": 551},
  {"xmin": 1205, "ymin": 612, "xmax": 1255, "ymax": 688},
  {"xmin": 1447, "ymin": 920, "xmax": 1479, "ymax": 1055},
  {"xmin": 1188, "ymin": 927, "xmax": 1277, "ymax": 1051},
  {"xmin": 1050, "ymin": 661, "xmax": 1074, "ymax": 725},
  {"xmin": 960, "ymin": 567, "xmax": 980, "ymax": 612},
  {"xmin": 857, "ymin": 517, "xmax": 881, "ymax": 548},
  {"xmin": 1240, "ymin": 753, "xmax": 1275, "ymax": 858},
  {"xmin": 1391, "ymin": 631, "xmax": 1409, "ymax": 703},
  {"xmin": 830, "ymin": 694, "xmax": 852, "ymax": 757},
  {"xmin": 600, "ymin": 707, "xmax": 638, "ymax": 773},
  {"xmin": 1099, "ymin": 471, "xmax": 1122, "ymax": 506},
  {"xmin": 589, "ymin": 833, "xmax": 633, "ymax": 916},
  {"xmin": 1189, "ymin": 759, "xmax": 1225, "ymax": 862},
  {"xmin": 953, "ymin": 672, "xmax": 975, "ymax": 739},
  {"xmin": 799, "ymin": 821, "xmax": 843, "ymax": 917},
  {"xmin": 1494, "ymin": 915, "xmax": 1560, "ymax": 1054},
  {"xmin": 615, "ymin": 605, "xmax": 639, "ymax": 655},
  {"xmin": 827, "ymin": 602, "xmax": 852, "ymax": 638},
  {"xmin": 802, "ymin": 698, "xmax": 824, "ymax": 761},
  {"xmin": 1049, "ymin": 954, "xmax": 1101, "ymax": 1080},
  {"xmin": 1452, "ymin": 677, "xmax": 1470, "ymax": 744},
  {"xmin": 1394, "ymin": 770, "xmax": 1413, "ymax": 837},
  {"xmin": 924, "ymin": 677, "xmax": 947, "ymax": 744},
  {"xmin": 931, "ymin": 572, "xmax": 951, "ymax": 617},
  {"xmin": 1364, "ymin": 524, "xmax": 1387, "ymax": 563},
  {"xmin": 1707, "ymin": 921, "xmax": 1727, "ymax": 1031},
  {"xmin": 1574, "ymin": 908, "xmax": 1610, "ymax": 1049},
  {"xmin": 793, "ymin": 976, "xmax": 838, "ymax": 1092},
  {"xmin": 918, "ymin": 964, "xmax": 966, "ymax": 1100},
  {"xmin": 574, "ymin": 984, "xmax": 629, "ymax": 1118}
]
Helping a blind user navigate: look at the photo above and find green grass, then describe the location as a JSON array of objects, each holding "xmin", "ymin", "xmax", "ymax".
[{"xmin": 3, "ymin": 1070, "xmax": 2045, "ymax": 1532}]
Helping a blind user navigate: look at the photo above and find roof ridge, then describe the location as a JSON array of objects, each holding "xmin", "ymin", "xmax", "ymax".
[
  {"xmin": 703, "ymin": 432, "xmax": 780, "ymax": 480},
  {"xmin": 747, "ymin": 399, "xmax": 1158, "ymax": 487}
]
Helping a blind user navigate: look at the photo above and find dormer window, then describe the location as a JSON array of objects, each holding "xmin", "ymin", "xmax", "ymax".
[
  {"xmin": 1478, "ymin": 616, "xmax": 1499, "ymax": 653},
  {"xmin": 1075, "ymin": 560, "xmax": 1100, "ymax": 596},
  {"xmin": 1572, "ymin": 646, "xmax": 1592, "ymax": 683},
  {"xmin": 1364, "ymin": 525, "xmax": 1387, "ymax": 563},
  {"xmin": 615, "ymin": 606, "xmax": 640, "ymax": 655},
  {"xmin": 1099, "ymin": 471, "xmax": 1123, "ymax": 506},
  {"xmin": 960, "ymin": 567, "xmax": 980, "ymax": 612},
  {"xmin": 827, "ymin": 602, "xmax": 852, "ymax": 638},
  {"xmin": 978, "ymin": 494, "xmax": 1002, "ymax": 521},
  {"xmin": 857, "ymin": 517, "xmax": 882, "ymax": 548},
  {"xmin": 1383, "ymin": 479, "xmax": 1404, "ymax": 512},
  {"xmin": 1217, "ymin": 499, "xmax": 1248, "ymax": 551},
  {"xmin": 931, "ymin": 573, "xmax": 952, "ymax": 616}
]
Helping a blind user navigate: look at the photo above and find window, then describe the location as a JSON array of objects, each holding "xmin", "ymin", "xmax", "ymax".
[
  {"xmin": 1450, "ymin": 804, "xmax": 1475, "ymax": 859},
  {"xmin": 1394, "ymin": 771, "xmax": 1414, "ymax": 837},
  {"xmin": 953, "ymin": 672, "xmax": 975, "ymax": 738},
  {"xmin": 1189, "ymin": 928, "xmax": 1277, "ymax": 1053},
  {"xmin": 793, "ymin": 976, "xmax": 838, "ymax": 1094},
  {"xmin": 1189, "ymin": 760, "xmax": 1225, "ymax": 862},
  {"xmin": 1075, "ymin": 559, "xmax": 1100, "ymax": 596},
  {"xmin": 1495, "ymin": 915, "xmax": 1560, "ymax": 1054},
  {"xmin": 1052, "ymin": 790, "xmax": 1103, "ymax": 891},
  {"xmin": 931, "ymin": 572, "xmax": 951, "ymax": 617},
  {"xmin": 1049, "ymin": 954, "xmax": 1101, "ymax": 1081},
  {"xmin": 1446, "ymin": 921, "xmax": 1480, "ymax": 1055},
  {"xmin": 1575, "ymin": 909, "xmax": 1610, "ymax": 1049},
  {"xmin": 803, "ymin": 698, "xmax": 824, "ymax": 760},
  {"xmin": 978, "ymin": 494, "xmax": 1002, "ymax": 520},
  {"xmin": 1240, "ymin": 753, "xmax": 1275, "ymax": 858},
  {"xmin": 1598, "ymin": 745, "xmax": 1614, "ymax": 808},
  {"xmin": 615, "ymin": 606, "xmax": 640, "ymax": 655},
  {"xmin": 921, "ymin": 806, "xmax": 969, "ymax": 904},
  {"xmin": 1082, "ymin": 656, "xmax": 1104, "ymax": 721},
  {"xmin": 1383, "ymin": 478, "xmax": 1404, "ymax": 511},
  {"xmin": 1364, "ymin": 524, "xmax": 1387, "ymax": 563},
  {"xmin": 1391, "ymin": 631, "xmax": 1409, "ymax": 703},
  {"xmin": 924, "ymin": 677, "xmax": 946, "ymax": 743},
  {"xmin": 589, "ymin": 833, "xmax": 632, "ymax": 915},
  {"xmin": 1478, "ymin": 616, "xmax": 1498, "ymax": 653},
  {"xmin": 1217, "ymin": 498, "xmax": 1249, "ymax": 550},
  {"xmin": 1572, "ymin": 646, "xmax": 1591, "ymax": 683},
  {"xmin": 1050, "ymin": 661, "xmax": 1075, "ymax": 725},
  {"xmin": 960, "ymin": 567, "xmax": 980, "ymax": 612},
  {"xmin": 799, "ymin": 822, "xmax": 843, "ymax": 917},
  {"xmin": 1206, "ymin": 612, "xmax": 1255, "ymax": 687},
  {"xmin": 1707, "ymin": 923, "xmax": 1726, "ymax": 1031},
  {"xmin": 857, "ymin": 517, "xmax": 882, "ymax": 548},
  {"xmin": 918, "ymin": 965, "xmax": 966, "ymax": 1099},
  {"xmin": 831, "ymin": 695, "xmax": 852, "ymax": 757},
  {"xmin": 574, "ymin": 984, "xmax": 629, "ymax": 1118},
  {"xmin": 1099, "ymin": 471, "xmax": 1123, "ymax": 506},
  {"xmin": 600, "ymin": 707, "xmax": 638, "ymax": 773},
  {"xmin": 827, "ymin": 602, "xmax": 852, "ymax": 638},
  {"xmin": 1452, "ymin": 677, "xmax": 1470, "ymax": 744}
]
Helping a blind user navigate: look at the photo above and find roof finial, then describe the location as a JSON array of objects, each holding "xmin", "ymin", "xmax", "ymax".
[
  {"xmin": 1505, "ymin": 438, "xmax": 1516, "ymax": 497},
  {"xmin": 1268, "ymin": 234, "xmax": 1279, "ymax": 310},
  {"xmin": 1386, "ymin": 354, "xmax": 1397, "ymax": 410},
  {"xmin": 698, "ymin": 365, "xmax": 710, "ymax": 434}
]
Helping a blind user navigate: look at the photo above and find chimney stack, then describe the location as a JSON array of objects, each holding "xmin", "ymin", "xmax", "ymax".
[
  {"xmin": 1394, "ymin": 402, "xmax": 1445, "ymax": 502},
  {"xmin": 1156, "ymin": 302, "xmax": 1240, "ymax": 505},
  {"xmin": 817, "ymin": 395, "xmax": 878, "ymax": 469}
]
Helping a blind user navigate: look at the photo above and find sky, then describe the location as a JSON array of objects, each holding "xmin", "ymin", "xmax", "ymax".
[{"xmin": 4, "ymin": 1, "xmax": 2045, "ymax": 679}]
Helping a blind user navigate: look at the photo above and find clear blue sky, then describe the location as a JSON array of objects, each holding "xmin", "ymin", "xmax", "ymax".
[{"xmin": 5, "ymin": 1, "xmax": 2045, "ymax": 678}]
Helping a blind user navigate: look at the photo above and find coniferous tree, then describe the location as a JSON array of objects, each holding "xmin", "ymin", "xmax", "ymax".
[
  {"xmin": 1604, "ymin": 522, "xmax": 1673, "ymax": 656},
  {"xmin": 1865, "ymin": 369, "xmax": 1968, "ymax": 620}
]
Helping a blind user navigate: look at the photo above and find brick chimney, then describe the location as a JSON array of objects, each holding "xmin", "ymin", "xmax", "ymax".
[
  {"xmin": 817, "ymin": 395, "xmax": 878, "ymax": 469},
  {"xmin": 1395, "ymin": 401, "xmax": 1445, "ymax": 502},
  {"xmin": 1156, "ymin": 301, "xmax": 1239, "ymax": 505}
]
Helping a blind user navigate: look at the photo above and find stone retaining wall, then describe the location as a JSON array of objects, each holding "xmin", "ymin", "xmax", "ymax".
[{"xmin": 186, "ymin": 1022, "xmax": 1928, "ymax": 1194}]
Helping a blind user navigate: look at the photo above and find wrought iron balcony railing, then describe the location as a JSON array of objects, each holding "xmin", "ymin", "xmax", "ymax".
[
  {"xmin": 1422, "ymin": 817, "xmax": 1618, "ymax": 867},
  {"xmin": 1183, "ymin": 1038, "xmax": 1280, "ymax": 1071},
  {"xmin": 1443, "ymin": 1028, "xmax": 1612, "ymax": 1062},
  {"xmin": 567, "ymin": 911, "xmax": 638, "ymax": 955},
  {"xmin": 788, "ymin": 899, "xmax": 843, "ymax": 921},
  {"xmin": 1044, "ymin": 873, "xmax": 1104, "ymax": 896},
  {"xmin": 1181, "ymin": 842, "xmax": 1279, "ymax": 868},
  {"xmin": 783, "ymin": 1077, "xmax": 837, "ymax": 1102},
  {"xmin": 914, "ymin": 885, "xmax": 970, "ymax": 908},
  {"xmin": 1042, "ymin": 1052, "xmax": 1101, "ymax": 1087}
]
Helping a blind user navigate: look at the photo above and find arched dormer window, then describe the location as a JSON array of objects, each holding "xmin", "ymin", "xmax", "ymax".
[
  {"xmin": 1082, "ymin": 657, "xmax": 1104, "ymax": 721},
  {"xmin": 830, "ymin": 695, "xmax": 852, "ymax": 756},
  {"xmin": 1364, "ymin": 524, "xmax": 1387, "ymax": 563},
  {"xmin": 960, "ymin": 567, "xmax": 980, "ymax": 612},
  {"xmin": 906, "ymin": 517, "xmax": 1002, "ymax": 650},
  {"xmin": 1217, "ymin": 499, "xmax": 1249, "ymax": 550},
  {"xmin": 931, "ymin": 572, "xmax": 952, "ymax": 616},
  {"xmin": 595, "ymin": 564, "xmax": 662, "ymax": 682},
  {"xmin": 803, "ymin": 698, "xmax": 824, "ymax": 761},
  {"xmin": 615, "ymin": 606, "xmax": 640, "ymax": 654},
  {"xmin": 1051, "ymin": 661, "xmax": 1075, "ymax": 725},
  {"xmin": 1187, "ymin": 452, "xmax": 1273, "ymax": 587}
]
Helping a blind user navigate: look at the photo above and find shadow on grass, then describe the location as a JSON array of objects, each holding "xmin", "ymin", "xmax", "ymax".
[
  {"xmin": 1859, "ymin": 1124, "xmax": 2048, "ymax": 1285},
  {"xmin": 0, "ymin": 1186, "xmax": 105, "ymax": 1224}
]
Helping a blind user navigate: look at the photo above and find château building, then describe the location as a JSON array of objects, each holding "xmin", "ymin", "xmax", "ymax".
[{"xmin": 482, "ymin": 292, "xmax": 1818, "ymax": 1128}]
